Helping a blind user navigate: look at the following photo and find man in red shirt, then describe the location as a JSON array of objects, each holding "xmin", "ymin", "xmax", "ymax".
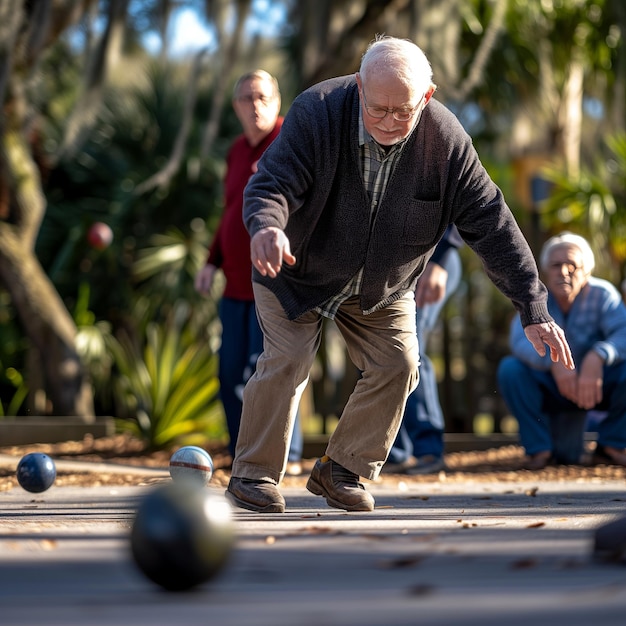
[{"xmin": 195, "ymin": 70, "xmax": 302, "ymax": 471}]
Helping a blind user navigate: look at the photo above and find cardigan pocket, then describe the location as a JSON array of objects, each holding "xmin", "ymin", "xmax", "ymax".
[{"xmin": 401, "ymin": 198, "xmax": 444, "ymax": 246}]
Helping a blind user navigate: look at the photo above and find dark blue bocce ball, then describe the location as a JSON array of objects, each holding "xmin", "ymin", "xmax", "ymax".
[
  {"xmin": 16, "ymin": 453, "xmax": 57, "ymax": 493},
  {"xmin": 130, "ymin": 482, "xmax": 235, "ymax": 591}
]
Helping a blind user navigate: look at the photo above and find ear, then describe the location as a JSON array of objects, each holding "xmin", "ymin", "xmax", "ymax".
[
  {"xmin": 355, "ymin": 72, "xmax": 362, "ymax": 92},
  {"xmin": 423, "ymin": 83, "xmax": 437, "ymax": 105}
]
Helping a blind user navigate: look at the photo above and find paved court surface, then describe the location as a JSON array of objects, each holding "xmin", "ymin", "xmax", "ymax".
[{"xmin": 1, "ymin": 474, "xmax": 626, "ymax": 625}]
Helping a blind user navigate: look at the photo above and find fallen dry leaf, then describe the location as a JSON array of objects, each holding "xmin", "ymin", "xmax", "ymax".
[{"xmin": 526, "ymin": 521, "xmax": 546, "ymax": 528}]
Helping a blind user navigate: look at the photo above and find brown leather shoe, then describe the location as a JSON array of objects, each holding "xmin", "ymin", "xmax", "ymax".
[
  {"xmin": 306, "ymin": 456, "xmax": 375, "ymax": 511},
  {"xmin": 225, "ymin": 477, "xmax": 285, "ymax": 513},
  {"xmin": 523, "ymin": 450, "xmax": 552, "ymax": 470},
  {"xmin": 593, "ymin": 445, "xmax": 626, "ymax": 467}
]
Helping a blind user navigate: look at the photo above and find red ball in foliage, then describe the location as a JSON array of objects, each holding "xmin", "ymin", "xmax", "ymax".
[{"xmin": 87, "ymin": 222, "xmax": 113, "ymax": 250}]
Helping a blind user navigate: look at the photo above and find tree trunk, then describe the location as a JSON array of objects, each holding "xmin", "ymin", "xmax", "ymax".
[
  {"xmin": 0, "ymin": 0, "xmax": 96, "ymax": 419},
  {"xmin": 0, "ymin": 127, "xmax": 95, "ymax": 419},
  {"xmin": 200, "ymin": 0, "xmax": 253, "ymax": 157},
  {"xmin": 558, "ymin": 54, "xmax": 583, "ymax": 178}
]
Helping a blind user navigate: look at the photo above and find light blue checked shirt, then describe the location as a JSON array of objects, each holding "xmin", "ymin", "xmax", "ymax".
[{"xmin": 509, "ymin": 276, "xmax": 626, "ymax": 369}]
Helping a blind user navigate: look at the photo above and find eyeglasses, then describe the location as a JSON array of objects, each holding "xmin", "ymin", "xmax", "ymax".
[
  {"xmin": 236, "ymin": 94, "xmax": 275, "ymax": 105},
  {"xmin": 361, "ymin": 92, "xmax": 422, "ymax": 122},
  {"xmin": 549, "ymin": 261, "xmax": 582, "ymax": 275}
]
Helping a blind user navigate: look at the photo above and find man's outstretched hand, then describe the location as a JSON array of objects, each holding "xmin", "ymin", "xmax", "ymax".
[
  {"xmin": 250, "ymin": 227, "xmax": 296, "ymax": 278},
  {"xmin": 524, "ymin": 322, "xmax": 575, "ymax": 370}
]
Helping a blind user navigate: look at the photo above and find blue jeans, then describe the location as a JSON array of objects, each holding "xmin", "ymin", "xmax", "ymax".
[
  {"xmin": 497, "ymin": 355, "xmax": 626, "ymax": 462},
  {"xmin": 387, "ymin": 250, "xmax": 462, "ymax": 464},
  {"xmin": 219, "ymin": 297, "xmax": 302, "ymax": 460}
]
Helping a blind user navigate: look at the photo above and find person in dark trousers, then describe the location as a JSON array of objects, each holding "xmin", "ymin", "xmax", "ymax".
[
  {"xmin": 226, "ymin": 36, "xmax": 574, "ymax": 514},
  {"xmin": 498, "ymin": 232, "xmax": 626, "ymax": 469},
  {"xmin": 384, "ymin": 225, "xmax": 463, "ymax": 475},
  {"xmin": 195, "ymin": 70, "xmax": 302, "ymax": 473}
]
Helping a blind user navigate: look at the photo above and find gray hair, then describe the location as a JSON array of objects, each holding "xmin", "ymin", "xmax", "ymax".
[
  {"xmin": 233, "ymin": 70, "xmax": 280, "ymax": 100},
  {"xmin": 359, "ymin": 35, "xmax": 433, "ymax": 96},
  {"xmin": 539, "ymin": 232, "xmax": 595, "ymax": 274}
]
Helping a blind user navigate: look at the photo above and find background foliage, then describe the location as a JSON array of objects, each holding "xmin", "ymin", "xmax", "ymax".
[{"xmin": 0, "ymin": 0, "xmax": 625, "ymax": 448}]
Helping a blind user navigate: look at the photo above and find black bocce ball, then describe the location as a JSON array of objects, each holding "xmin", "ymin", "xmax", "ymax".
[{"xmin": 130, "ymin": 482, "xmax": 235, "ymax": 591}]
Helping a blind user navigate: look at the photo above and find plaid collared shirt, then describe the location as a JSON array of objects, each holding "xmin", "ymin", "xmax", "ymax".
[{"xmin": 315, "ymin": 113, "xmax": 409, "ymax": 319}]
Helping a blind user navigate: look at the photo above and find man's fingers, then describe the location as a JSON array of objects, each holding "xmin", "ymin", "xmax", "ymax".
[
  {"xmin": 250, "ymin": 228, "xmax": 294, "ymax": 277},
  {"xmin": 282, "ymin": 242, "xmax": 296, "ymax": 266},
  {"xmin": 194, "ymin": 265, "xmax": 215, "ymax": 295},
  {"xmin": 525, "ymin": 329, "xmax": 546, "ymax": 356},
  {"xmin": 525, "ymin": 323, "xmax": 575, "ymax": 370},
  {"xmin": 578, "ymin": 379, "xmax": 603, "ymax": 409},
  {"xmin": 548, "ymin": 341, "xmax": 574, "ymax": 369},
  {"xmin": 547, "ymin": 332, "xmax": 575, "ymax": 370}
]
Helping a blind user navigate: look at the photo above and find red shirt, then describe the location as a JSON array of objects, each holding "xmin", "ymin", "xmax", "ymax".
[{"xmin": 207, "ymin": 118, "xmax": 283, "ymax": 300}]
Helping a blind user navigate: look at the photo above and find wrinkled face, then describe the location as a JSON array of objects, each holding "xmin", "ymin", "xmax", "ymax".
[
  {"xmin": 356, "ymin": 71, "xmax": 432, "ymax": 146},
  {"xmin": 233, "ymin": 76, "xmax": 281, "ymax": 145},
  {"xmin": 544, "ymin": 244, "xmax": 588, "ymax": 305}
]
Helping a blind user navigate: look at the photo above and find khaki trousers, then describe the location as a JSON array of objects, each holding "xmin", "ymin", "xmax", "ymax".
[{"xmin": 232, "ymin": 284, "xmax": 420, "ymax": 483}]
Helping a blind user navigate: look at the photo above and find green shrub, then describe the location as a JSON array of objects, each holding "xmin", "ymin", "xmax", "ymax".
[{"xmin": 108, "ymin": 300, "xmax": 225, "ymax": 449}]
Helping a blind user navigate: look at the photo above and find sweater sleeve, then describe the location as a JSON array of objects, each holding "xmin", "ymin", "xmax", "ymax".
[
  {"xmin": 423, "ymin": 104, "xmax": 552, "ymax": 327},
  {"xmin": 243, "ymin": 101, "xmax": 318, "ymax": 237},
  {"xmin": 243, "ymin": 77, "xmax": 351, "ymax": 239}
]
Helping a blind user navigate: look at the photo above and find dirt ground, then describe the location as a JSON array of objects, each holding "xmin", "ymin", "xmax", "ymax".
[{"xmin": 2, "ymin": 432, "xmax": 625, "ymax": 492}]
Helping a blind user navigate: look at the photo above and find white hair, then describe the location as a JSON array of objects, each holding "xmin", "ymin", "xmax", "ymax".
[
  {"xmin": 539, "ymin": 232, "xmax": 595, "ymax": 274},
  {"xmin": 233, "ymin": 70, "xmax": 280, "ymax": 100},
  {"xmin": 359, "ymin": 35, "xmax": 433, "ymax": 96}
]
